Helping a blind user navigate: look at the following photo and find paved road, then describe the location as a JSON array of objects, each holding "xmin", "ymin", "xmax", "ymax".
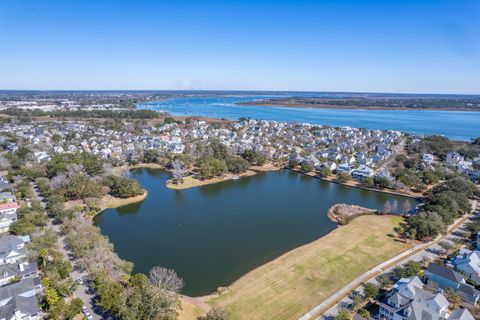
[
  {"xmin": 31, "ymin": 183, "xmax": 100, "ymax": 319},
  {"xmin": 299, "ymin": 201, "xmax": 478, "ymax": 320}
]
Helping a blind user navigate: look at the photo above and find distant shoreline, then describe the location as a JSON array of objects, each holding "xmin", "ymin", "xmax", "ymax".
[{"xmin": 238, "ymin": 102, "xmax": 480, "ymax": 112}]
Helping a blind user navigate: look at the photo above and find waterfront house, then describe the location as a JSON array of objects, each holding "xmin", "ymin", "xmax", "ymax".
[
  {"xmin": 336, "ymin": 163, "xmax": 354, "ymax": 175},
  {"xmin": 448, "ymin": 308, "xmax": 475, "ymax": 320},
  {"xmin": 351, "ymin": 166, "xmax": 374, "ymax": 181}
]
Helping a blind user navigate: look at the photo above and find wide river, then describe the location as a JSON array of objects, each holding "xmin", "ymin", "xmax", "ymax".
[
  {"xmin": 94, "ymin": 168, "xmax": 418, "ymax": 296},
  {"xmin": 139, "ymin": 96, "xmax": 480, "ymax": 141}
]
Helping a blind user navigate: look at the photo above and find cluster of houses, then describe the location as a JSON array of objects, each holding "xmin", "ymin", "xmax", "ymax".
[
  {"xmin": 1, "ymin": 120, "xmax": 406, "ymax": 177},
  {"xmin": 378, "ymin": 274, "xmax": 475, "ymax": 320},
  {"xmin": 445, "ymin": 152, "xmax": 480, "ymax": 182},
  {"xmin": 376, "ymin": 233, "xmax": 480, "ymax": 320},
  {"xmin": 0, "ymin": 176, "xmax": 42, "ymax": 319}
]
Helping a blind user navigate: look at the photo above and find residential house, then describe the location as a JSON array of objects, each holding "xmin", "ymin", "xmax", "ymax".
[
  {"xmin": 0, "ymin": 202, "xmax": 18, "ymax": 233},
  {"xmin": 0, "ymin": 262, "xmax": 39, "ymax": 287},
  {"xmin": 378, "ymin": 276, "xmax": 450, "ymax": 320},
  {"xmin": 446, "ymin": 152, "xmax": 463, "ymax": 166},
  {"xmin": 450, "ymin": 248, "xmax": 480, "ymax": 283},
  {"xmin": 0, "ymin": 295, "xmax": 40, "ymax": 320},
  {"xmin": 0, "ymin": 235, "xmax": 28, "ymax": 265},
  {"xmin": 424, "ymin": 263, "xmax": 465, "ymax": 290}
]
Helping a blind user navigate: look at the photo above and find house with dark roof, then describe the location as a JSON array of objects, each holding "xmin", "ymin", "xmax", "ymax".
[
  {"xmin": 448, "ymin": 308, "xmax": 475, "ymax": 320},
  {"xmin": 0, "ymin": 235, "xmax": 27, "ymax": 265},
  {"xmin": 0, "ymin": 262, "xmax": 39, "ymax": 287},
  {"xmin": 378, "ymin": 276, "xmax": 475, "ymax": 320},
  {"xmin": 425, "ymin": 263, "xmax": 465, "ymax": 290},
  {"xmin": 457, "ymin": 283, "xmax": 480, "ymax": 305},
  {"xmin": 0, "ymin": 295, "xmax": 40, "ymax": 320}
]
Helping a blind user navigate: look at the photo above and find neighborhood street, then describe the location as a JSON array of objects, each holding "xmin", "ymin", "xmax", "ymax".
[{"xmin": 31, "ymin": 183, "xmax": 100, "ymax": 320}]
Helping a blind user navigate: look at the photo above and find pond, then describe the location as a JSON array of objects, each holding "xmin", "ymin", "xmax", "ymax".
[{"xmin": 94, "ymin": 168, "xmax": 418, "ymax": 296}]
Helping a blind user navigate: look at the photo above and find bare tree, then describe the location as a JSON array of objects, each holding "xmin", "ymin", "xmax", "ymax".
[
  {"xmin": 171, "ymin": 159, "xmax": 188, "ymax": 184},
  {"xmin": 50, "ymin": 173, "xmax": 69, "ymax": 190},
  {"xmin": 149, "ymin": 266, "xmax": 184, "ymax": 293},
  {"xmin": 0, "ymin": 156, "xmax": 11, "ymax": 170}
]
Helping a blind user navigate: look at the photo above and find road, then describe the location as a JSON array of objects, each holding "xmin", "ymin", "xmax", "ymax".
[
  {"xmin": 31, "ymin": 183, "xmax": 101, "ymax": 320},
  {"xmin": 299, "ymin": 201, "xmax": 478, "ymax": 320}
]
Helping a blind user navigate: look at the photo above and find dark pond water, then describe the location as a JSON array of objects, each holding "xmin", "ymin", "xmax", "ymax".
[{"xmin": 94, "ymin": 168, "xmax": 418, "ymax": 296}]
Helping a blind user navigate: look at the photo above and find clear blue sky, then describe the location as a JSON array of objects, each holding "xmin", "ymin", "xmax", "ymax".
[{"xmin": 0, "ymin": 0, "xmax": 479, "ymax": 93}]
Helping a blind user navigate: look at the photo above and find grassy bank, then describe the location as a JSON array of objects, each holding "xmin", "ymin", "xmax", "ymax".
[{"xmin": 207, "ymin": 215, "xmax": 409, "ymax": 320}]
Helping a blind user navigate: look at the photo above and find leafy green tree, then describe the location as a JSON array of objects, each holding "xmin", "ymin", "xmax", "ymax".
[
  {"xmin": 104, "ymin": 175, "xmax": 144, "ymax": 198},
  {"xmin": 300, "ymin": 162, "xmax": 314, "ymax": 172},
  {"xmin": 392, "ymin": 261, "xmax": 422, "ymax": 280},
  {"xmin": 241, "ymin": 150, "xmax": 266, "ymax": 166},
  {"xmin": 318, "ymin": 167, "xmax": 331, "ymax": 177},
  {"xmin": 226, "ymin": 156, "xmax": 250, "ymax": 174},
  {"xmin": 337, "ymin": 172, "xmax": 352, "ymax": 182},
  {"xmin": 363, "ymin": 283, "xmax": 379, "ymax": 299},
  {"xmin": 335, "ymin": 310, "xmax": 351, "ymax": 320},
  {"xmin": 362, "ymin": 176, "xmax": 375, "ymax": 188},
  {"xmin": 198, "ymin": 157, "xmax": 228, "ymax": 179},
  {"xmin": 92, "ymin": 273, "xmax": 124, "ymax": 315},
  {"xmin": 358, "ymin": 308, "xmax": 370, "ymax": 320}
]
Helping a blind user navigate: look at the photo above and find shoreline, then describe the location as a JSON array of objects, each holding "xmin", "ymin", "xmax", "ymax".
[
  {"xmin": 239, "ymin": 102, "xmax": 480, "ymax": 112},
  {"xmin": 205, "ymin": 215, "xmax": 409, "ymax": 319},
  {"xmin": 289, "ymin": 168, "xmax": 424, "ymax": 200},
  {"xmin": 165, "ymin": 162, "xmax": 281, "ymax": 190}
]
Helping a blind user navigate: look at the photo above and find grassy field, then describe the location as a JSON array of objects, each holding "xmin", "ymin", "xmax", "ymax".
[
  {"xmin": 178, "ymin": 298, "xmax": 206, "ymax": 320},
  {"xmin": 207, "ymin": 215, "xmax": 409, "ymax": 320}
]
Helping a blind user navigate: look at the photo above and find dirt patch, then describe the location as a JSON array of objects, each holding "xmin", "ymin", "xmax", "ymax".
[{"xmin": 327, "ymin": 203, "xmax": 376, "ymax": 225}]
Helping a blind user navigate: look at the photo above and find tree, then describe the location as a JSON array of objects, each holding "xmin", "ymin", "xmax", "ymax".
[
  {"xmin": 122, "ymin": 273, "xmax": 180, "ymax": 320},
  {"xmin": 318, "ymin": 167, "xmax": 331, "ymax": 178},
  {"xmin": 197, "ymin": 309, "xmax": 228, "ymax": 320},
  {"xmin": 242, "ymin": 149, "xmax": 266, "ymax": 166},
  {"xmin": 198, "ymin": 157, "xmax": 228, "ymax": 179},
  {"xmin": 104, "ymin": 175, "xmax": 144, "ymax": 198},
  {"xmin": 226, "ymin": 156, "xmax": 250, "ymax": 174},
  {"xmin": 351, "ymin": 294, "xmax": 364, "ymax": 311},
  {"xmin": 363, "ymin": 283, "xmax": 379, "ymax": 300},
  {"xmin": 362, "ymin": 176, "xmax": 375, "ymax": 188},
  {"xmin": 337, "ymin": 172, "xmax": 352, "ymax": 182},
  {"xmin": 358, "ymin": 308, "xmax": 370, "ymax": 320},
  {"xmin": 392, "ymin": 261, "xmax": 422, "ymax": 280},
  {"xmin": 444, "ymin": 287, "xmax": 461, "ymax": 308},
  {"xmin": 336, "ymin": 309, "xmax": 351, "ymax": 320},
  {"xmin": 143, "ymin": 149, "xmax": 160, "ymax": 163},
  {"xmin": 376, "ymin": 274, "xmax": 392, "ymax": 289},
  {"xmin": 92, "ymin": 273, "xmax": 124, "ymax": 315},
  {"xmin": 148, "ymin": 267, "xmax": 184, "ymax": 293},
  {"xmin": 300, "ymin": 162, "xmax": 314, "ymax": 173}
]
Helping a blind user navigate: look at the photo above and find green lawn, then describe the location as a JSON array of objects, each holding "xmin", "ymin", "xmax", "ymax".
[{"xmin": 208, "ymin": 215, "xmax": 408, "ymax": 320}]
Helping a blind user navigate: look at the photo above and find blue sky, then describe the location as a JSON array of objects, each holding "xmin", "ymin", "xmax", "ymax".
[{"xmin": 0, "ymin": 0, "xmax": 479, "ymax": 93}]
